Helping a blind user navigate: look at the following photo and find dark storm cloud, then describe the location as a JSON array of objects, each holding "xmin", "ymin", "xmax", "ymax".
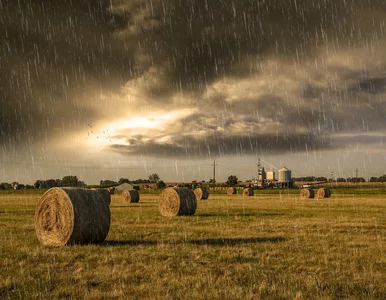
[
  {"xmin": 110, "ymin": 0, "xmax": 386, "ymax": 95},
  {"xmin": 2, "ymin": 0, "xmax": 386, "ymax": 159},
  {"xmin": 108, "ymin": 131, "xmax": 333, "ymax": 158},
  {"xmin": 0, "ymin": 0, "xmax": 133, "ymax": 147}
]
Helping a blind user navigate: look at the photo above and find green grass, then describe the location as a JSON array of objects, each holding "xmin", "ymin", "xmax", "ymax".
[{"xmin": 1, "ymin": 192, "xmax": 386, "ymax": 299}]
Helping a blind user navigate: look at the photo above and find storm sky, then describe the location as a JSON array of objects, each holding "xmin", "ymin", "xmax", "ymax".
[{"xmin": 1, "ymin": 0, "xmax": 386, "ymax": 184}]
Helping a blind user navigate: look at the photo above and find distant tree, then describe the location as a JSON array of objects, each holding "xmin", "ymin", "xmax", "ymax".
[
  {"xmin": 315, "ymin": 177, "xmax": 328, "ymax": 182},
  {"xmin": 148, "ymin": 174, "xmax": 160, "ymax": 183},
  {"xmin": 226, "ymin": 175, "xmax": 238, "ymax": 186},
  {"xmin": 148, "ymin": 173, "xmax": 160, "ymax": 183},
  {"xmin": 62, "ymin": 176, "xmax": 79, "ymax": 187},
  {"xmin": 100, "ymin": 179, "xmax": 118, "ymax": 186},
  {"xmin": 0, "ymin": 182, "xmax": 12, "ymax": 190},
  {"xmin": 45, "ymin": 179, "xmax": 57, "ymax": 188},
  {"xmin": 369, "ymin": 175, "xmax": 386, "ymax": 182},
  {"xmin": 156, "ymin": 180, "xmax": 166, "ymax": 189},
  {"xmin": 347, "ymin": 177, "xmax": 366, "ymax": 183},
  {"xmin": 17, "ymin": 184, "xmax": 26, "ymax": 190},
  {"xmin": 78, "ymin": 181, "xmax": 86, "ymax": 187},
  {"xmin": 118, "ymin": 178, "xmax": 130, "ymax": 184},
  {"xmin": 336, "ymin": 177, "xmax": 346, "ymax": 182},
  {"xmin": 191, "ymin": 180, "xmax": 199, "ymax": 189}
]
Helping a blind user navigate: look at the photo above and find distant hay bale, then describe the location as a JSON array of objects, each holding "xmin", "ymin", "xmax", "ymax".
[
  {"xmin": 193, "ymin": 187, "xmax": 209, "ymax": 200},
  {"xmin": 35, "ymin": 188, "xmax": 110, "ymax": 246},
  {"xmin": 243, "ymin": 188, "xmax": 254, "ymax": 197},
  {"xmin": 122, "ymin": 189, "xmax": 140, "ymax": 203},
  {"xmin": 300, "ymin": 188, "xmax": 315, "ymax": 199},
  {"xmin": 317, "ymin": 188, "xmax": 331, "ymax": 199},
  {"xmin": 227, "ymin": 187, "xmax": 237, "ymax": 195},
  {"xmin": 158, "ymin": 187, "xmax": 197, "ymax": 217}
]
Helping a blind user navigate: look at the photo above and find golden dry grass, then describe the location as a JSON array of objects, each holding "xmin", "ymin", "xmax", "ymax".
[{"xmin": 1, "ymin": 191, "xmax": 386, "ymax": 299}]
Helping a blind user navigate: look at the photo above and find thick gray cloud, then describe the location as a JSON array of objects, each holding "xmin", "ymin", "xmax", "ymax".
[
  {"xmin": 0, "ymin": 0, "xmax": 133, "ymax": 149},
  {"xmin": 1, "ymin": 0, "xmax": 386, "ymax": 165}
]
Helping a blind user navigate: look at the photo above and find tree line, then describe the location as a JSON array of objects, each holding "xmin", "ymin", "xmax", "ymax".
[
  {"xmin": 292, "ymin": 176, "xmax": 367, "ymax": 182},
  {"xmin": 0, "ymin": 173, "xmax": 164, "ymax": 190}
]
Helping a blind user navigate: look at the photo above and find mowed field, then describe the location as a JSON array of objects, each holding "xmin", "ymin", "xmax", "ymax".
[{"xmin": 1, "ymin": 191, "xmax": 386, "ymax": 299}]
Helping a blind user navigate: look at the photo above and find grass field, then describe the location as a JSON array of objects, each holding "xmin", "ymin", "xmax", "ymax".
[{"xmin": 1, "ymin": 191, "xmax": 386, "ymax": 299}]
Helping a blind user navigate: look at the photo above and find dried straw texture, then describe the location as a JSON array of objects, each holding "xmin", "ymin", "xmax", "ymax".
[
  {"xmin": 35, "ymin": 188, "xmax": 110, "ymax": 246},
  {"xmin": 122, "ymin": 189, "xmax": 140, "ymax": 203},
  {"xmin": 300, "ymin": 188, "xmax": 315, "ymax": 199},
  {"xmin": 193, "ymin": 187, "xmax": 209, "ymax": 200},
  {"xmin": 243, "ymin": 188, "xmax": 254, "ymax": 197},
  {"xmin": 317, "ymin": 188, "xmax": 331, "ymax": 199},
  {"xmin": 227, "ymin": 187, "xmax": 237, "ymax": 195},
  {"xmin": 158, "ymin": 187, "xmax": 197, "ymax": 217}
]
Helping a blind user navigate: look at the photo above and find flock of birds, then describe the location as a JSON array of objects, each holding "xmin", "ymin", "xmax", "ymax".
[{"xmin": 86, "ymin": 124, "xmax": 112, "ymax": 142}]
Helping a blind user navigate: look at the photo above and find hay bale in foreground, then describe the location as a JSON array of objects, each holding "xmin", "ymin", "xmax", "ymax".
[
  {"xmin": 158, "ymin": 187, "xmax": 197, "ymax": 217},
  {"xmin": 300, "ymin": 188, "xmax": 315, "ymax": 199},
  {"xmin": 227, "ymin": 187, "xmax": 237, "ymax": 195},
  {"xmin": 243, "ymin": 188, "xmax": 254, "ymax": 197},
  {"xmin": 317, "ymin": 188, "xmax": 331, "ymax": 199},
  {"xmin": 122, "ymin": 189, "xmax": 140, "ymax": 203},
  {"xmin": 35, "ymin": 188, "xmax": 110, "ymax": 246},
  {"xmin": 193, "ymin": 187, "xmax": 209, "ymax": 200},
  {"xmin": 91, "ymin": 188, "xmax": 111, "ymax": 205}
]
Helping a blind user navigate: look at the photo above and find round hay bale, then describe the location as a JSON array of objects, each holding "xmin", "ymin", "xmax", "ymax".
[
  {"xmin": 108, "ymin": 187, "xmax": 115, "ymax": 195},
  {"xmin": 122, "ymin": 189, "xmax": 140, "ymax": 203},
  {"xmin": 317, "ymin": 188, "xmax": 331, "ymax": 199},
  {"xmin": 243, "ymin": 188, "xmax": 254, "ymax": 197},
  {"xmin": 158, "ymin": 187, "xmax": 197, "ymax": 217},
  {"xmin": 193, "ymin": 187, "xmax": 209, "ymax": 200},
  {"xmin": 300, "ymin": 188, "xmax": 315, "ymax": 199},
  {"xmin": 91, "ymin": 188, "xmax": 111, "ymax": 205},
  {"xmin": 35, "ymin": 188, "xmax": 110, "ymax": 246},
  {"xmin": 227, "ymin": 187, "xmax": 237, "ymax": 195}
]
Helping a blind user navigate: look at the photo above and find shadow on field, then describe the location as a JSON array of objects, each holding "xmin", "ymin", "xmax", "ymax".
[
  {"xmin": 190, "ymin": 237, "xmax": 286, "ymax": 245},
  {"xmin": 102, "ymin": 237, "xmax": 286, "ymax": 247},
  {"xmin": 102, "ymin": 240, "xmax": 158, "ymax": 246},
  {"xmin": 198, "ymin": 212, "xmax": 284, "ymax": 217}
]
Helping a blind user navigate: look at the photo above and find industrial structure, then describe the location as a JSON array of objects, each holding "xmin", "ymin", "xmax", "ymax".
[{"xmin": 252, "ymin": 159, "xmax": 293, "ymax": 189}]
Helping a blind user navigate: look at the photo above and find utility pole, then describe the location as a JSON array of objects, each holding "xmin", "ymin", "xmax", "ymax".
[
  {"xmin": 355, "ymin": 168, "xmax": 358, "ymax": 179},
  {"xmin": 212, "ymin": 160, "xmax": 217, "ymax": 186}
]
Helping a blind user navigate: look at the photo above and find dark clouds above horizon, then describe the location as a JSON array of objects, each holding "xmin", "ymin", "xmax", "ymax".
[{"xmin": 1, "ymin": 0, "xmax": 386, "ymax": 161}]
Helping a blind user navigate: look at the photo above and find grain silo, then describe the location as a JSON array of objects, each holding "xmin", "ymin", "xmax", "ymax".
[
  {"xmin": 278, "ymin": 167, "xmax": 292, "ymax": 188},
  {"xmin": 266, "ymin": 171, "xmax": 275, "ymax": 181}
]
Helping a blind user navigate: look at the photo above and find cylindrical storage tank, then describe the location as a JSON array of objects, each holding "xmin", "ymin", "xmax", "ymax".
[
  {"xmin": 35, "ymin": 188, "xmax": 110, "ymax": 246},
  {"xmin": 158, "ymin": 187, "xmax": 197, "ymax": 217},
  {"xmin": 266, "ymin": 171, "xmax": 275, "ymax": 181},
  {"xmin": 300, "ymin": 188, "xmax": 315, "ymax": 199},
  {"xmin": 227, "ymin": 187, "xmax": 237, "ymax": 195},
  {"xmin": 193, "ymin": 187, "xmax": 209, "ymax": 200},
  {"xmin": 278, "ymin": 167, "xmax": 291, "ymax": 182},
  {"xmin": 317, "ymin": 188, "xmax": 331, "ymax": 199},
  {"xmin": 122, "ymin": 189, "xmax": 140, "ymax": 203},
  {"xmin": 243, "ymin": 188, "xmax": 254, "ymax": 197}
]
